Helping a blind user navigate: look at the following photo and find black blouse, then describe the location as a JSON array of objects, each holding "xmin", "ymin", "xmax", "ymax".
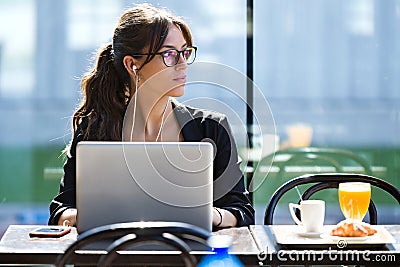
[{"xmin": 48, "ymin": 100, "xmax": 255, "ymax": 227}]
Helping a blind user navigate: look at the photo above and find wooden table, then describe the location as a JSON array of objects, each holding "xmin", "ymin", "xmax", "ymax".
[
  {"xmin": 0, "ymin": 225, "xmax": 260, "ymax": 266},
  {"xmin": 0, "ymin": 224, "xmax": 399, "ymax": 266}
]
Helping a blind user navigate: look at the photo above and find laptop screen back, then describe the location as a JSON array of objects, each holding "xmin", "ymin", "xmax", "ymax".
[{"xmin": 76, "ymin": 141, "xmax": 213, "ymax": 233}]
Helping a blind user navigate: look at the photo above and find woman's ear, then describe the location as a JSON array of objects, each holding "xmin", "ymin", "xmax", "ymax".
[{"xmin": 123, "ymin": 55, "xmax": 138, "ymax": 76}]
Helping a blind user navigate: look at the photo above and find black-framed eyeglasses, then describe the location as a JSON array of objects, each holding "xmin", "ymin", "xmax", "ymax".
[{"xmin": 132, "ymin": 46, "xmax": 197, "ymax": 67}]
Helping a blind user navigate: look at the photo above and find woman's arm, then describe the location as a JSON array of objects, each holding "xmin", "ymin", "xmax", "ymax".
[
  {"xmin": 213, "ymin": 207, "xmax": 237, "ymax": 227},
  {"xmin": 211, "ymin": 115, "xmax": 255, "ymax": 227},
  {"xmin": 48, "ymin": 123, "xmax": 85, "ymax": 226},
  {"xmin": 48, "ymin": 155, "xmax": 77, "ymax": 225},
  {"xmin": 174, "ymin": 102, "xmax": 255, "ymax": 227}
]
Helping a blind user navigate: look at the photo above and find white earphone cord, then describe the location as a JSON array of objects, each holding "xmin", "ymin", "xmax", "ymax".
[
  {"xmin": 129, "ymin": 74, "xmax": 139, "ymax": 142},
  {"xmin": 129, "ymin": 74, "xmax": 170, "ymax": 142},
  {"xmin": 155, "ymin": 97, "xmax": 170, "ymax": 142}
]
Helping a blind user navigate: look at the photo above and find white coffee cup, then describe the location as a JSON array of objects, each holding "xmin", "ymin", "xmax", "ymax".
[{"xmin": 289, "ymin": 200, "xmax": 325, "ymax": 233}]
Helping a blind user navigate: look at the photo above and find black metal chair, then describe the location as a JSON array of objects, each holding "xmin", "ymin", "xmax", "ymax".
[
  {"xmin": 264, "ymin": 173, "xmax": 400, "ymax": 225},
  {"xmin": 55, "ymin": 221, "xmax": 211, "ymax": 267}
]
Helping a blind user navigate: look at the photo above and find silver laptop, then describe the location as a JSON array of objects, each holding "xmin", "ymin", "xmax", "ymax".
[{"xmin": 76, "ymin": 141, "xmax": 213, "ymax": 234}]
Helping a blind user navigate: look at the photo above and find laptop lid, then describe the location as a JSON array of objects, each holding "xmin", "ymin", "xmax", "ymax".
[{"xmin": 76, "ymin": 141, "xmax": 213, "ymax": 234}]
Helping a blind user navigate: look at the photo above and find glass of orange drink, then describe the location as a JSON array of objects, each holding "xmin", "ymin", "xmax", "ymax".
[{"xmin": 338, "ymin": 182, "xmax": 371, "ymax": 221}]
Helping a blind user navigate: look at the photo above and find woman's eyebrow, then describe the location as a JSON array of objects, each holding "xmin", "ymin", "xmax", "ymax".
[{"xmin": 161, "ymin": 43, "xmax": 188, "ymax": 49}]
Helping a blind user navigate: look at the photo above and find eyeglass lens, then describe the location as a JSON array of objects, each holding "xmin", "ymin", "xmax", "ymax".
[{"xmin": 163, "ymin": 47, "xmax": 196, "ymax": 67}]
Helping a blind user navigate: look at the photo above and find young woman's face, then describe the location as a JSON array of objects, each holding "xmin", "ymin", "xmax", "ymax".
[{"xmin": 138, "ymin": 24, "xmax": 189, "ymax": 98}]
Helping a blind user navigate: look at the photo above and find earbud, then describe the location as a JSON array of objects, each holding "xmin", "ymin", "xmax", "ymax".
[{"xmin": 132, "ymin": 65, "xmax": 137, "ymax": 71}]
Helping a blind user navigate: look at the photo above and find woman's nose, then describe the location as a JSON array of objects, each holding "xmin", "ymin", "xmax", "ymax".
[{"xmin": 175, "ymin": 54, "xmax": 188, "ymax": 69}]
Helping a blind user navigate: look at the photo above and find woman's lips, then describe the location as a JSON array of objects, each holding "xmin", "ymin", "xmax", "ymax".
[{"xmin": 173, "ymin": 76, "xmax": 186, "ymax": 83}]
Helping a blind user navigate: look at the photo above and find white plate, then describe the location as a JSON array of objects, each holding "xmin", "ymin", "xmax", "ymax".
[
  {"xmin": 294, "ymin": 229, "xmax": 323, "ymax": 238},
  {"xmin": 320, "ymin": 233, "xmax": 373, "ymax": 242},
  {"xmin": 270, "ymin": 225, "xmax": 395, "ymax": 247}
]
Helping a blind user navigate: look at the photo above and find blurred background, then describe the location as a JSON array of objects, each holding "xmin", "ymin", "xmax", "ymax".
[{"xmin": 0, "ymin": 0, "xmax": 399, "ymax": 235}]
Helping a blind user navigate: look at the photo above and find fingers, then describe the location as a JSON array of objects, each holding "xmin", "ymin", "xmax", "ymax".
[{"xmin": 58, "ymin": 208, "xmax": 77, "ymax": 226}]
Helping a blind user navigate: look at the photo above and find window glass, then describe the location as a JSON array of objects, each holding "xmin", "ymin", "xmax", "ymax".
[
  {"xmin": 0, "ymin": 0, "xmax": 35, "ymax": 97},
  {"xmin": 253, "ymin": 0, "xmax": 400, "ymax": 224},
  {"xmin": 0, "ymin": 0, "xmax": 246, "ymax": 235}
]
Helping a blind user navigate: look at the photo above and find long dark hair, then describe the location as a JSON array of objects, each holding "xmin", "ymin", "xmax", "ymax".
[{"xmin": 72, "ymin": 3, "xmax": 193, "ymax": 141}]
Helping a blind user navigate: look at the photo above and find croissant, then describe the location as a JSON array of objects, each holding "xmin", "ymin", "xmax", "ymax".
[
  {"xmin": 331, "ymin": 220, "xmax": 377, "ymax": 237},
  {"xmin": 359, "ymin": 221, "xmax": 378, "ymax": 236}
]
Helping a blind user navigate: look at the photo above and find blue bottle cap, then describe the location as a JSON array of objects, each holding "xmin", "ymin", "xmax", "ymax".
[{"xmin": 207, "ymin": 235, "xmax": 233, "ymax": 249}]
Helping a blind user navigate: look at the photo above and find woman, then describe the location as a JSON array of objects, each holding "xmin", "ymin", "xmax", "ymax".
[{"xmin": 49, "ymin": 3, "xmax": 254, "ymax": 228}]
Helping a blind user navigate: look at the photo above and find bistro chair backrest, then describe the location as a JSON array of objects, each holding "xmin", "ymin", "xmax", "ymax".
[
  {"xmin": 264, "ymin": 173, "xmax": 400, "ymax": 225},
  {"xmin": 55, "ymin": 221, "xmax": 211, "ymax": 267}
]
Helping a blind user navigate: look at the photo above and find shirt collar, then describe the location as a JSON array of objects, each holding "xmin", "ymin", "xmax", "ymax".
[{"xmin": 171, "ymin": 98, "xmax": 203, "ymax": 141}]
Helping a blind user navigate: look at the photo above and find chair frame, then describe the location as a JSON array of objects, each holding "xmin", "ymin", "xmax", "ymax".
[
  {"xmin": 264, "ymin": 173, "xmax": 400, "ymax": 225},
  {"xmin": 55, "ymin": 221, "xmax": 210, "ymax": 267}
]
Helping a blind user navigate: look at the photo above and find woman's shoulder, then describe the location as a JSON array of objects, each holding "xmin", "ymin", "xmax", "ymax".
[
  {"xmin": 65, "ymin": 118, "xmax": 89, "ymax": 157},
  {"xmin": 173, "ymin": 99, "xmax": 227, "ymax": 123}
]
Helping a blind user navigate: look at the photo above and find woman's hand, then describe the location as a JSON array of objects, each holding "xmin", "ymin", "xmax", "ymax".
[
  {"xmin": 57, "ymin": 208, "xmax": 77, "ymax": 226},
  {"xmin": 213, "ymin": 207, "xmax": 237, "ymax": 228}
]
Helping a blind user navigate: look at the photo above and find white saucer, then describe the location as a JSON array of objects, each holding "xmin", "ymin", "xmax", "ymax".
[
  {"xmin": 294, "ymin": 229, "xmax": 323, "ymax": 238},
  {"xmin": 320, "ymin": 233, "xmax": 371, "ymax": 241}
]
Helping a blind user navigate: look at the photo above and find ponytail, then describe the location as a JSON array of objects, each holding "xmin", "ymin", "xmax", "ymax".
[{"xmin": 73, "ymin": 43, "xmax": 129, "ymax": 141}]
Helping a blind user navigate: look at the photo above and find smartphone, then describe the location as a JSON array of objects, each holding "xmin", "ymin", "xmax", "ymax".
[{"xmin": 29, "ymin": 226, "xmax": 71, "ymax": 238}]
